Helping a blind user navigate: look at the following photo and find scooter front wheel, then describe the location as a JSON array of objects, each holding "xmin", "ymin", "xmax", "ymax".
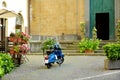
[{"xmin": 57, "ymin": 57, "xmax": 64, "ymax": 65}]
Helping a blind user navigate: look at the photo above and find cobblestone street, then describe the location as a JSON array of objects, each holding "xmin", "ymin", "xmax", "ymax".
[{"xmin": 2, "ymin": 55, "xmax": 120, "ymax": 80}]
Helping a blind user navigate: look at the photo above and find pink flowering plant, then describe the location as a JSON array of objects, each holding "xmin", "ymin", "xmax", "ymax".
[
  {"xmin": 9, "ymin": 32, "xmax": 30, "ymax": 54},
  {"xmin": 16, "ymin": 32, "xmax": 30, "ymax": 43},
  {"xmin": 19, "ymin": 44, "xmax": 30, "ymax": 54}
]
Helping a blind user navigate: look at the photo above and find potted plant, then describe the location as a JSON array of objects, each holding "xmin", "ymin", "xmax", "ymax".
[
  {"xmin": 103, "ymin": 43, "xmax": 120, "ymax": 70},
  {"xmin": 8, "ymin": 32, "xmax": 30, "ymax": 66},
  {"xmin": 16, "ymin": 32, "xmax": 30, "ymax": 43},
  {"xmin": 41, "ymin": 38, "xmax": 55, "ymax": 54},
  {"xmin": 78, "ymin": 38, "xmax": 101, "ymax": 53},
  {"xmin": 9, "ymin": 45, "xmax": 20, "ymax": 54}
]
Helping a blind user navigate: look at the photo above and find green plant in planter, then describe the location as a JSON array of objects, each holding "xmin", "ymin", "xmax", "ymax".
[
  {"xmin": 41, "ymin": 38, "xmax": 55, "ymax": 52},
  {"xmin": 103, "ymin": 43, "xmax": 120, "ymax": 60},
  {"xmin": 78, "ymin": 38, "xmax": 101, "ymax": 53},
  {"xmin": 13, "ymin": 45, "xmax": 20, "ymax": 53}
]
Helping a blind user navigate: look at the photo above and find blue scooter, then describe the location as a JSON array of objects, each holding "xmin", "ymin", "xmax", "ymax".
[{"xmin": 44, "ymin": 44, "xmax": 64, "ymax": 69}]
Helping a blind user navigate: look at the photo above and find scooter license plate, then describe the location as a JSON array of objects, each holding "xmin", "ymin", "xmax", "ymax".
[{"xmin": 44, "ymin": 60, "xmax": 48, "ymax": 63}]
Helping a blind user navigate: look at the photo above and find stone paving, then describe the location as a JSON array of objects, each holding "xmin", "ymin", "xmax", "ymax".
[{"xmin": 2, "ymin": 55, "xmax": 120, "ymax": 80}]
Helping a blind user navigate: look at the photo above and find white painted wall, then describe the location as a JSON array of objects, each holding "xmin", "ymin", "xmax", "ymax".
[{"xmin": 0, "ymin": 0, "xmax": 28, "ymax": 36}]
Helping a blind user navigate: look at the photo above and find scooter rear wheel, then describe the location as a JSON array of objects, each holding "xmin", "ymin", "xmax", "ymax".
[{"xmin": 46, "ymin": 63, "xmax": 52, "ymax": 69}]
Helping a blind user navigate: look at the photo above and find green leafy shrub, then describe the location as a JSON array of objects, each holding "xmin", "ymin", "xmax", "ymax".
[
  {"xmin": 41, "ymin": 38, "xmax": 55, "ymax": 51},
  {"xmin": 0, "ymin": 53, "xmax": 14, "ymax": 77},
  {"xmin": 0, "ymin": 58, "xmax": 4, "ymax": 77},
  {"xmin": 103, "ymin": 43, "xmax": 120, "ymax": 60},
  {"xmin": 78, "ymin": 38, "xmax": 101, "ymax": 53}
]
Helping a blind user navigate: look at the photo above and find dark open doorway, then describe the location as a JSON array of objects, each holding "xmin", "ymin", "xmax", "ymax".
[
  {"xmin": 96, "ymin": 13, "xmax": 109, "ymax": 40},
  {"xmin": 0, "ymin": 19, "xmax": 5, "ymax": 52}
]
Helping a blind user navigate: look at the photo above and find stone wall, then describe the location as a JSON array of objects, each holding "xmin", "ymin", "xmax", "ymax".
[{"xmin": 30, "ymin": 0, "xmax": 85, "ymax": 40}]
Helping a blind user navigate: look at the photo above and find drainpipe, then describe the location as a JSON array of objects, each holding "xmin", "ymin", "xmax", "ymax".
[
  {"xmin": 28, "ymin": 0, "xmax": 30, "ymax": 35},
  {"xmin": 76, "ymin": 0, "xmax": 78, "ymax": 39}
]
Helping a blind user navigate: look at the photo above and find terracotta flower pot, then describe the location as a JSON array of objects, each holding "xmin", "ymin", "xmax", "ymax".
[
  {"xmin": 9, "ymin": 37, "xmax": 14, "ymax": 42},
  {"xmin": 13, "ymin": 37, "xmax": 17, "ymax": 43},
  {"xmin": 18, "ymin": 38, "xmax": 22, "ymax": 43},
  {"xmin": 85, "ymin": 50, "xmax": 94, "ymax": 53},
  {"xmin": 9, "ymin": 48, "xmax": 15, "ymax": 54}
]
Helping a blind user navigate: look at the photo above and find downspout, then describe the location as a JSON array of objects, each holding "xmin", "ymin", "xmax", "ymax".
[
  {"xmin": 76, "ymin": 0, "xmax": 78, "ymax": 39},
  {"xmin": 28, "ymin": 0, "xmax": 30, "ymax": 35}
]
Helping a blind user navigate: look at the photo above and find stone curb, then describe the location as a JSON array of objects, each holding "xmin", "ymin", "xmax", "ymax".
[{"xmin": 27, "ymin": 53, "xmax": 105, "ymax": 56}]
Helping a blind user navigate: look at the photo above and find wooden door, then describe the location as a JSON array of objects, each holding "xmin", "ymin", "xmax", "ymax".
[{"xmin": 90, "ymin": 0, "xmax": 114, "ymax": 40}]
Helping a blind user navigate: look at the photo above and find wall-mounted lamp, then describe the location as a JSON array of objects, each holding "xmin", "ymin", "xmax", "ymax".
[{"xmin": 0, "ymin": 24, "xmax": 2, "ymax": 27}]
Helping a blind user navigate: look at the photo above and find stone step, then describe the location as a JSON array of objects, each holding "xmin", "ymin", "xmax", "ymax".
[
  {"xmin": 34, "ymin": 49, "xmax": 80, "ymax": 53},
  {"xmin": 60, "ymin": 43, "xmax": 79, "ymax": 47},
  {"xmin": 95, "ymin": 49, "xmax": 104, "ymax": 53},
  {"xmin": 99, "ymin": 41, "xmax": 117, "ymax": 49},
  {"xmin": 60, "ymin": 40, "xmax": 118, "ymax": 51},
  {"xmin": 62, "ymin": 50, "xmax": 80, "ymax": 53},
  {"xmin": 63, "ymin": 49, "xmax": 104, "ymax": 53},
  {"xmin": 59, "ymin": 40, "xmax": 79, "ymax": 43},
  {"xmin": 61, "ymin": 46, "xmax": 79, "ymax": 50},
  {"xmin": 29, "ymin": 40, "xmax": 117, "ymax": 53}
]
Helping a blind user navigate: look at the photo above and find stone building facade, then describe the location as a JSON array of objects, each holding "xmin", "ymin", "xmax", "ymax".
[
  {"xmin": 29, "ymin": 0, "xmax": 120, "ymax": 41},
  {"xmin": 29, "ymin": 0, "xmax": 85, "ymax": 40}
]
